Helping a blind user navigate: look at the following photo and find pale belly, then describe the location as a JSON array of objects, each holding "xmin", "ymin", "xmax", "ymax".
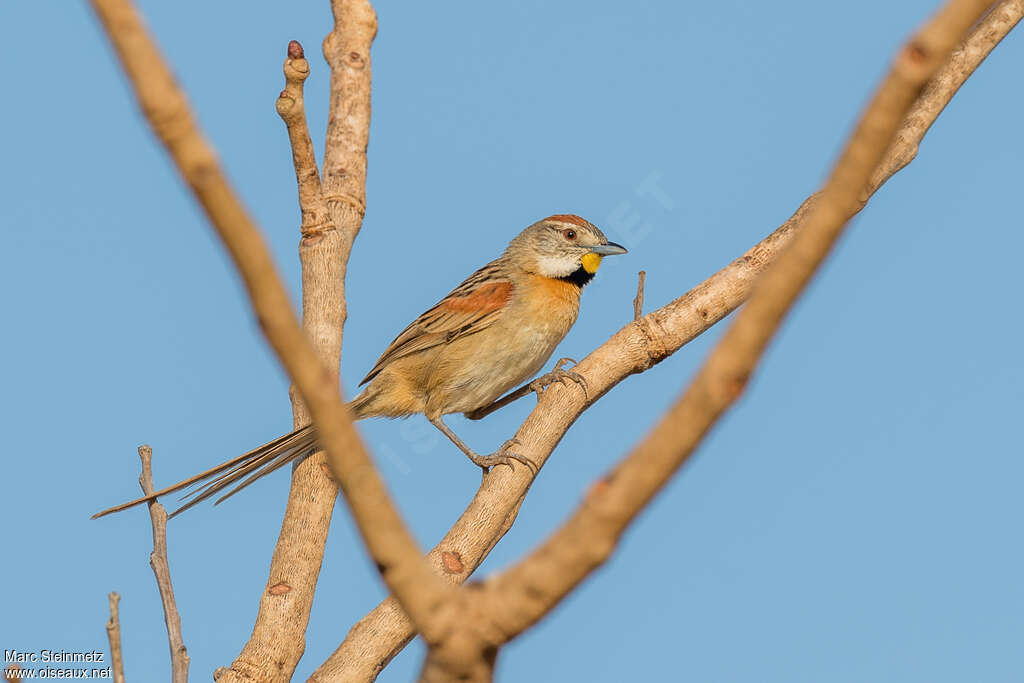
[{"xmin": 430, "ymin": 314, "xmax": 573, "ymax": 415}]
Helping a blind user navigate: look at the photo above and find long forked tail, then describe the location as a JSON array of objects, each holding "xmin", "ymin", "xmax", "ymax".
[{"xmin": 91, "ymin": 424, "xmax": 320, "ymax": 520}]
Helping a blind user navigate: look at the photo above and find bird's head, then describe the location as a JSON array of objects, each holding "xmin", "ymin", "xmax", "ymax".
[{"xmin": 508, "ymin": 214, "xmax": 627, "ymax": 284}]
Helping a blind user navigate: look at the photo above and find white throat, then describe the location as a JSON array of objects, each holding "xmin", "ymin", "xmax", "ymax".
[{"xmin": 535, "ymin": 254, "xmax": 581, "ymax": 278}]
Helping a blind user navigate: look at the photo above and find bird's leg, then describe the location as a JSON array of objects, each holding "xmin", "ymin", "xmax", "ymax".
[
  {"xmin": 465, "ymin": 357, "xmax": 588, "ymax": 421},
  {"xmin": 529, "ymin": 356, "xmax": 588, "ymax": 398},
  {"xmin": 428, "ymin": 416, "xmax": 536, "ymax": 474}
]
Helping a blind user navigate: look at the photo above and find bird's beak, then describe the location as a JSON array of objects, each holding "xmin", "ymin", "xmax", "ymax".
[{"xmin": 588, "ymin": 241, "xmax": 628, "ymax": 256}]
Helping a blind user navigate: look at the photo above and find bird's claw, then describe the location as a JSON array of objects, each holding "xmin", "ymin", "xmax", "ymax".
[
  {"xmin": 472, "ymin": 438, "xmax": 537, "ymax": 475},
  {"xmin": 529, "ymin": 357, "xmax": 589, "ymax": 400}
]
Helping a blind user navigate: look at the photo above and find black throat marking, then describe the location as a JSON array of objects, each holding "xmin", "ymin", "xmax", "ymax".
[{"xmin": 558, "ymin": 265, "xmax": 595, "ymax": 288}]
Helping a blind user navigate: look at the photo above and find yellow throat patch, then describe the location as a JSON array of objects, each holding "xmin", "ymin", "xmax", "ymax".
[{"xmin": 581, "ymin": 252, "xmax": 603, "ymax": 274}]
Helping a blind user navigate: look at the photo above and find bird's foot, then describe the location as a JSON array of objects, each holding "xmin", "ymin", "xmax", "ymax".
[
  {"xmin": 470, "ymin": 438, "xmax": 536, "ymax": 474},
  {"xmin": 529, "ymin": 357, "xmax": 589, "ymax": 400}
]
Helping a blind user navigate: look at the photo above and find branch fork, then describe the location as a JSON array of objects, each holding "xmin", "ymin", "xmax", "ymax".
[{"xmin": 86, "ymin": 0, "xmax": 1022, "ymax": 680}]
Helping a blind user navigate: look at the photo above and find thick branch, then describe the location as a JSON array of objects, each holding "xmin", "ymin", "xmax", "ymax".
[
  {"xmin": 313, "ymin": 1, "xmax": 1021, "ymax": 678},
  {"xmin": 138, "ymin": 445, "xmax": 190, "ymax": 683},
  {"xmin": 105, "ymin": 592, "xmax": 126, "ymax": 683},
  {"xmin": 226, "ymin": 12, "xmax": 386, "ymax": 675},
  {"xmin": 321, "ymin": 0, "xmax": 374, "ymax": 246},
  {"xmin": 478, "ymin": 0, "xmax": 994, "ymax": 643},
  {"xmin": 87, "ymin": 2, "xmax": 453, "ymax": 682},
  {"xmin": 225, "ymin": 36, "xmax": 345, "ymax": 682},
  {"xmin": 225, "ymin": 10, "xmax": 383, "ymax": 675}
]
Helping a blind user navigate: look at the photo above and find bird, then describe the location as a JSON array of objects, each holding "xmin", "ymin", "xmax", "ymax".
[{"xmin": 93, "ymin": 214, "xmax": 627, "ymax": 519}]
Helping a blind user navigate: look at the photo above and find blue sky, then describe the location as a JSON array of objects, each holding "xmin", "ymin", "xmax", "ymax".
[{"xmin": 3, "ymin": 1, "xmax": 1023, "ymax": 681}]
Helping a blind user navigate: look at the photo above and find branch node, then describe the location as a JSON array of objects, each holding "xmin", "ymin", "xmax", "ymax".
[
  {"xmin": 283, "ymin": 41, "xmax": 311, "ymax": 84},
  {"xmin": 268, "ymin": 582, "xmax": 293, "ymax": 596},
  {"xmin": 346, "ymin": 50, "xmax": 367, "ymax": 68},
  {"xmin": 905, "ymin": 40, "xmax": 930, "ymax": 63},
  {"xmin": 321, "ymin": 192, "xmax": 367, "ymax": 217},
  {"xmin": 441, "ymin": 551, "xmax": 465, "ymax": 575},
  {"xmin": 300, "ymin": 221, "xmax": 338, "ymax": 242},
  {"xmin": 633, "ymin": 316, "xmax": 669, "ymax": 372}
]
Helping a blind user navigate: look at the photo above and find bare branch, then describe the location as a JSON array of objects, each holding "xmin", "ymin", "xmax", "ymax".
[
  {"xmin": 633, "ymin": 271, "xmax": 646, "ymax": 321},
  {"xmin": 478, "ymin": 0, "xmax": 995, "ymax": 642},
  {"xmin": 419, "ymin": 638, "xmax": 496, "ymax": 683},
  {"xmin": 313, "ymin": 1, "xmax": 1021, "ymax": 678},
  {"xmin": 105, "ymin": 592, "xmax": 126, "ymax": 683},
  {"xmin": 86, "ymin": 2, "xmax": 453, "ymax": 683},
  {"xmin": 321, "ymin": 0, "xmax": 375, "ymax": 246},
  {"xmin": 137, "ymin": 445, "xmax": 190, "ymax": 683},
  {"xmin": 276, "ymin": 40, "xmax": 329, "ymax": 237},
  {"xmin": 224, "ymin": 35, "xmax": 348, "ymax": 681},
  {"xmin": 867, "ymin": 0, "xmax": 1024, "ymax": 195},
  {"xmin": 229, "ymin": 9, "xmax": 382, "ymax": 676},
  {"xmin": 226, "ymin": 13, "xmax": 384, "ymax": 676}
]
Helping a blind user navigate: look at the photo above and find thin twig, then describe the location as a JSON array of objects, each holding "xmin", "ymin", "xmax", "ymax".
[
  {"xmin": 276, "ymin": 40, "xmax": 329, "ymax": 237},
  {"xmin": 105, "ymin": 592, "xmax": 126, "ymax": 683},
  {"xmin": 138, "ymin": 445, "xmax": 190, "ymax": 683},
  {"xmin": 477, "ymin": 0, "xmax": 994, "ymax": 645},
  {"xmin": 633, "ymin": 271, "xmax": 646, "ymax": 321},
  {"xmin": 313, "ymin": 1, "xmax": 1022, "ymax": 678},
  {"xmin": 86, "ymin": 5, "xmax": 453, "ymax": 683}
]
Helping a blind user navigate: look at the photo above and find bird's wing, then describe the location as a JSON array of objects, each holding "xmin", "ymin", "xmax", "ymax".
[{"xmin": 359, "ymin": 260, "xmax": 513, "ymax": 385}]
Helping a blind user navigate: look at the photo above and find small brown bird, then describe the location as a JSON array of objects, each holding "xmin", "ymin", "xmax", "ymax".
[{"xmin": 93, "ymin": 215, "xmax": 626, "ymax": 518}]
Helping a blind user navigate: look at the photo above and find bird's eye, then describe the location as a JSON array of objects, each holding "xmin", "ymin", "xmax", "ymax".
[{"xmin": 563, "ymin": 229, "xmax": 577, "ymax": 240}]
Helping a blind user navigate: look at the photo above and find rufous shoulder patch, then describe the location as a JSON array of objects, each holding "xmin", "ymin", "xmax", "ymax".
[{"xmin": 440, "ymin": 281, "xmax": 513, "ymax": 314}]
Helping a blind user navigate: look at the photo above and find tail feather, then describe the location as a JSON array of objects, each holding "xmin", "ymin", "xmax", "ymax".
[
  {"xmin": 91, "ymin": 424, "xmax": 319, "ymax": 519},
  {"xmin": 170, "ymin": 426, "xmax": 318, "ymax": 517}
]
